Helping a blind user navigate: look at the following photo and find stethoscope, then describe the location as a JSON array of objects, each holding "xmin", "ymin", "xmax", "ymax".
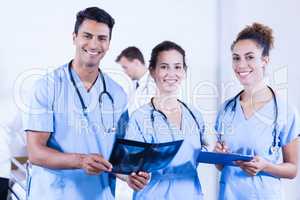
[
  {"xmin": 218, "ymin": 86, "xmax": 280, "ymax": 155},
  {"xmin": 25, "ymin": 63, "xmax": 116, "ymax": 199},
  {"xmin": 68, "ymin": 61, "xmax": 116, "ymax": 133},
  {"xmin": 149, "ymin": 97, "xmax": 207, "ymax": 151}
]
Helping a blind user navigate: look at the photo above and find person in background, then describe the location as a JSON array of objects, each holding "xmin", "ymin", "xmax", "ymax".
[{"xmin": 116, "ymin": 46, "xmax": 156, "ymax": 115}]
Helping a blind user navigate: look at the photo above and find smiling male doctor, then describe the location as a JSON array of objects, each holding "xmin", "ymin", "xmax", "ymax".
[{"xmin": 23, "ymin": 7, "xmax": 149, "ymax": 200}]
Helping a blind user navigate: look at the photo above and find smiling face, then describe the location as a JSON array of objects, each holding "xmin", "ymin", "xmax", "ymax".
[
  {"xmin": 232, "ymin": 39, "xmax": 269, "ymax": 87},
  {"xmin": 150, "ymin": 50, "xmax": 185, "ymax": 95},
  {"xmin": 73, "ymin": 19, "xmax": 110, "ymax": 68}
]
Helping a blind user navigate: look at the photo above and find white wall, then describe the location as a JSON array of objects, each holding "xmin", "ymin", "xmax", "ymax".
[{"xmin": 0, "ymin": 0, "xmax": 219, "ymax": 112}]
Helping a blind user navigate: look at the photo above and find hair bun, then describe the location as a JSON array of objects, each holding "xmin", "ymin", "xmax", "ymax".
[
  {"xmin": 232, "ymin": 22, "xmax": 274, "ymax": 56},
  {"xmin": 250, "ymin": 22, "xmax": 274, "ymax": 49}
]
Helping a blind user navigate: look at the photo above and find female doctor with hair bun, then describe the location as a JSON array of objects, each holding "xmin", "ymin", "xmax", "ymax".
[
  {"xmin": 125, "ymin": 40, "xmax": 206, "ymax": 200},
  {"xmin": 214, "ymin": 22, "xmax": 299, "ymax": 200}
]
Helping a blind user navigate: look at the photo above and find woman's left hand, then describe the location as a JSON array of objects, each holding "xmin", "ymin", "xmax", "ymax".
[
  {"xmin": 236, "ymin": 156, "xmax": 269, "ymax": 176},
  {"xmin": 127, "ymin": 171, "xmax": 150, "ymax": 191}
]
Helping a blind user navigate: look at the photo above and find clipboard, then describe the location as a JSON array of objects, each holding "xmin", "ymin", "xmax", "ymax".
[
  {"xmin": 109, "ymin": 139, "xmax": 183, "ymax": 174},
  {"xmin": 197, "ymin": 151, "xmax": 253, "ymax": 166}
]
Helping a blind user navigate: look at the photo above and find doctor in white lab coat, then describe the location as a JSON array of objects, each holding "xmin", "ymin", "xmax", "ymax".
[{"xmin": 116, "ymin": 46, "xmax": 157, "ymax": 115}]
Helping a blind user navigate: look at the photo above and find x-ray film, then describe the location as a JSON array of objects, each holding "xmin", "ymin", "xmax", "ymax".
[{"xmin": 109, "ymin": 139, "xmax": 183, "ymax": 174}]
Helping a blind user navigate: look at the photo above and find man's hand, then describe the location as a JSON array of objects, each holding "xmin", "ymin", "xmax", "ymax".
[
  {"xmin": 127, "ymin": 172, "xmax": 150, "ymax": 191},
  {"xmin": 80, "ymin": 154, "xmax": 112, "ymax": 175}
]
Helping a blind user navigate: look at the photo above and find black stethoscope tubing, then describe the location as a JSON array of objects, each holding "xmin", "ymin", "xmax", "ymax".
[
  {"xmin": 150, "ymin": 97, "xmax": 207, "ymax": 150},
  {"xmin": 68, "ymin": 60, "xmax": 116, "ymax": 133},
  {"xmin": 221, "ymin": 86, "xmax": 279, "ymax": 154}
]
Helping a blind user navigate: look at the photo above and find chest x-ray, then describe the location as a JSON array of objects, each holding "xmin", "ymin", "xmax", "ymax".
[{"xmin": 109, "ymin": 139, "xmax": 183, "ymax": 174}]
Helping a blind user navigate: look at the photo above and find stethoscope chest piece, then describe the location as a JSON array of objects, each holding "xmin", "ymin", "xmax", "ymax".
[
  {"xmin": 104, "ymin": 127, "xmax": 116, "ymax": 133},
  {"xmin": 269, "ymin": 145, "xmax": 279, "ymax": 155}
]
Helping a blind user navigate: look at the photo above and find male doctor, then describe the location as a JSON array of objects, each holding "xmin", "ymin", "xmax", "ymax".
[
  {"xmin": 116, "ymin": 46, "xmax": 156, "ymax": 115},
  {"xmin": 24, "ymin": 7, "xmax": 149, "ymax": 200}
]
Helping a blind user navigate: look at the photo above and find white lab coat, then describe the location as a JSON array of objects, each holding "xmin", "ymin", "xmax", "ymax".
[{"xmin": 127, "ymin": 71, "xmax": 156, "ymax": 115}]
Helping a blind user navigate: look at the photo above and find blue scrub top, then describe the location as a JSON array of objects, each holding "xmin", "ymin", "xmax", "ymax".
[
  {"xmin": 23, "ymin": 63, "xmax": 128, "ymax": 200},
  {"xmin": 215, "ymin": 97, "xmax": 300, "ymax": 200},
  {"xmin": 125, "ymin": 103, "xmax": 205, "ymax": 200}
]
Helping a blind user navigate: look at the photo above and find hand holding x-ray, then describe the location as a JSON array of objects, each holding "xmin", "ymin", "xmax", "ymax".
[{"xmin": 109, "ymin": 139, "xmax": 183, "ymax": 174}]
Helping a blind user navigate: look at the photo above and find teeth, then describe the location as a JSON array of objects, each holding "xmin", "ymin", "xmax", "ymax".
[
  {"xmin": 165, "ymin": 80, "xmax": 177, "ymax": 84},
  {"xmin": 85, "ymin": 50, "xmax": 99, "ymax": 55},
  {"xmin": 238, "ymin": 72, "xmax": 250, "ymax": 77}
]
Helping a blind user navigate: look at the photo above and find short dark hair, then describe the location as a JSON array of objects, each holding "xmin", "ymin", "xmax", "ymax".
[
  {"xmin": 74, "ymin": 7, "xmax": 115, "ymax": 40},
  {"xmin": 115, "ymin": 46, "xmax": 145, "ymax": 65},
  {"xmin": 231, "ymin": 22, "xmax": 274, "ymax": 56},
  {"xmin": 149, "ymin": 41, "xmax": 187, "ymax": 71}
]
